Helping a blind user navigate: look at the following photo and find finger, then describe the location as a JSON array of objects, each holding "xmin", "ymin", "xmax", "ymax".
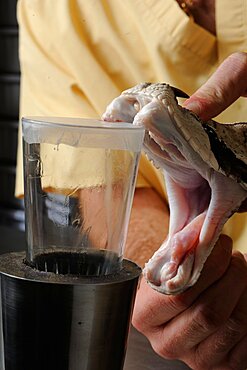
[
  {"xmin": 237, "ymin": 197, "xmax": 247, "ymax": 213},
  {"xmin": 194, "ymin": 286, "xmax": 247, "ymax": 367},
  {"xmin": 183, "ymin": 52, "xmax": 247, "ymax": 120},
  {"xmin": 152, "ymin": 252, "xmax": 247, "ymax": 360},
  {"xmin": 227, "ymin": 334, "xmax": 247, "ymax": 370},
  {"xmin": 132, "ymin": 235, "xmax": 232, "ymax": 331}
]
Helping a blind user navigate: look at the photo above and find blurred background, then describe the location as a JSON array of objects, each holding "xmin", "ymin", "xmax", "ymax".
[
  {"xmin": 0, "ymin": 0, "xmax": 25, "ymax": 233},
  {"xmin": 0, "ymin": 0, "xmax": 25, "ymax": 252}
]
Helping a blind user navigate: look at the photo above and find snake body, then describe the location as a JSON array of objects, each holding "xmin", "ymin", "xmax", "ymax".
[{"xmin": 103, "ymin": 82, "xmax": 247, "ymax": 294}]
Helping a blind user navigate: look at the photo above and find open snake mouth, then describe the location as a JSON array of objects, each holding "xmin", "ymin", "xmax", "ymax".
[
  {"xmin": 142, "ymin": 129, "xmax": 212, "ymax": 293},
  {"xmin": 137, "ymin": 104, "xmax": 246, "ymax": 294},
  {"xmin": 102, "ymin": 82, "xmax": 247, "ymax": 294}
]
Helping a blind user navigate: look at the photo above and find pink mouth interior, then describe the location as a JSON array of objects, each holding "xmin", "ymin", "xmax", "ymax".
[
  {"xmin": 143, "ymin": 127, "xmax": 247, "ymax": 294},
  {"xmin": 142, "ymin": 132, "xmax": 213, "ymax": 292},
  {"xmin": 102, "ymin": 96, "xmax": 247, "ymax": 294}
]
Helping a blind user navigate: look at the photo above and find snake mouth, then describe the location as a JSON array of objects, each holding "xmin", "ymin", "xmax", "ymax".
[
  {"xmin": 143, "ymin": 130, "xmax": 213, "ymax": 293},
  {"xmin": 143, "ymin": 120, "xmax": 247, "ymax": 294},
  {"xmin": 102, "ymin": 83, "xmax": 247, "ymax": 294}
]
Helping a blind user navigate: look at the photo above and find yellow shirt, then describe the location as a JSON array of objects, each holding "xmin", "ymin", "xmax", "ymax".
[{"xmin": 16, "ymin": 0, "xmax": 247, "ymax": 252}]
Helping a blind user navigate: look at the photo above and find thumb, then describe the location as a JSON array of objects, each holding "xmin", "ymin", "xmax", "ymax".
[{"xmin": 183, "ymin": 52, "xmax": 247, "ymax": 120}]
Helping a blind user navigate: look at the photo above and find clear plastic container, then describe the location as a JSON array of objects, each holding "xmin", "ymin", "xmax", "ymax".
[{"xmin": 22, "ymin": 117, "xmax": 144, "ymax": 276}]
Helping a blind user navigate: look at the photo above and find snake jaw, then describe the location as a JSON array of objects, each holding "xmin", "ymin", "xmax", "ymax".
[
  {"xmin": 103, "ymin": 82, "xmax": 247, "ymax": 295},
  {"xmin": 142, "ymin": 122, "xmax": 246, "ymax": 294}
]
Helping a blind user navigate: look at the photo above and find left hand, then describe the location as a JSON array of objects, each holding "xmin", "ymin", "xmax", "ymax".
[
  {"xmin": 132, "ymin": 235, "xmax": 247, "ymax": 369},
  {"xmin": 183, "ymin": 51, "xmax": 247, "ymax": 121},
  {"xmin": 184, "ymin": 51, "xmax": 247, "ymax": 214}
]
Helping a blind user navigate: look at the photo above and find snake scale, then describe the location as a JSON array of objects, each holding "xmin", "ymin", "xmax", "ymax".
[{"xmin": 103, "ymin": 82, "xmax": 247, "ymax": 295}]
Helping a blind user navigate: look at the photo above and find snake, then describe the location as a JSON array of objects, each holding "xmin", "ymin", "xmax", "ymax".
[{"xmin": 102, "ymin": 82, "xmax": 247, "ymax": 295}]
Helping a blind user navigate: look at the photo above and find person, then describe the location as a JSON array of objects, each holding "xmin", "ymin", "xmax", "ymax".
[
  {"xmin": 133, "ymin": 53, "xmax": 247, "ymax": 370},
  {"xmin": 15, "ymin": 0, "xmax": 247, "ymax": 368}
]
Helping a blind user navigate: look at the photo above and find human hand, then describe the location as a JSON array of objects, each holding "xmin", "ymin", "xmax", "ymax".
[
  {"xmin": 184, "ymin": 51, "xmax": 247, "ymax": 214},
  {"xmin": 132, "ymin": 235, "xmax": 247, "ymax": 369},
  {"xmin": 183, "ymin": 52, "xmax": 247, "ymax": 121}
]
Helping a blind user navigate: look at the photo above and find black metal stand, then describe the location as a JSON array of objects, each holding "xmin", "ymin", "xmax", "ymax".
[{"xmin": 0, "ymin": 252, "xmax": 141, "ymax": 370}]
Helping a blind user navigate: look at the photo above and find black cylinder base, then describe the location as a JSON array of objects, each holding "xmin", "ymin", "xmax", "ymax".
[{"xmin": 0, "ymin": 252, "xmax": 141, "ymax": 370}]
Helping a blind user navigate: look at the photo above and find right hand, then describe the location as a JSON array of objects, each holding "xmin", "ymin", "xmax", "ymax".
[{"xmin": 133, "ymin": 235, "xmax": 247, "ymax": 370}]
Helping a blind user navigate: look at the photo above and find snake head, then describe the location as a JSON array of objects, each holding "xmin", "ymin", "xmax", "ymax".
[
  {"xmin": 102, "ymin": 82, "xmax": 189, "ymax": 124},
  {"xmin": 103, "ymin": 82, "xmax": 247, "ymax": 295}
]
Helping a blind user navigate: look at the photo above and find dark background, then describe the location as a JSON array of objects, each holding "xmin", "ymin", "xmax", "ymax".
[{"xmin": 0, "ymin": 0, "xmax": 25, "ymax": 234}]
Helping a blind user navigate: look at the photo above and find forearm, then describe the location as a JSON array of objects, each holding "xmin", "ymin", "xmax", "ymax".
[{"xmin": 124, "ymin": 188, "xmax": 169, "ymax": 268}]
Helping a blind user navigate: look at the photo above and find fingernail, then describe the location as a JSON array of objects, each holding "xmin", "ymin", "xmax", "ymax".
[
  {"xmin": 219, "ymin": 234, "xmax": 233, "ymax": 247},
  {"xmin": 183, "ymin": 100, "xmax": 201, "ymax": 115},
  {"xmin": 218, "ymin": 234, "xmax": 233, "ymax": 255}
]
